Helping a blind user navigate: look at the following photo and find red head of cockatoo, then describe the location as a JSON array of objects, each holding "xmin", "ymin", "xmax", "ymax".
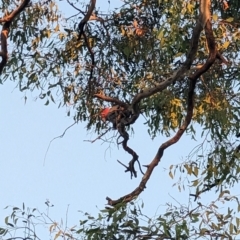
[{"xmin": 100, "ymin": 108, "xmax": 110, "ymax": 121}]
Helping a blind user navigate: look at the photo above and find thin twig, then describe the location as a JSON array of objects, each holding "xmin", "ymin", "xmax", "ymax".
[
  {"xmin": 84, "ymin": 127, "xmax": 111, "ymax": 143},
  {"xmin": 43, "ymin": 122, "xmax": 77, "ymax": 165}
]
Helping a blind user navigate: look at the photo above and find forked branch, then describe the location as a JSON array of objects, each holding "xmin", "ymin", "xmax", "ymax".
[
  {"xmin": 94, "ymin": 94, "xmax": 142, "ymax": 178},
  {"xmin": 106, "ymin": 71, "xmax": 198, "ymax": 206},
  {"xmin": 106, "ymin": 0, "xmax": 221, "ymax": 206}
]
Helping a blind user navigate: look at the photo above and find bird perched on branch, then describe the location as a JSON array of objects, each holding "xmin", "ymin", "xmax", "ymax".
[
  {"xmin": 100, "ymin": 106, "xmax": 132, "ymax": 129},
  {"xmin": 100, "ymin": 107, "xmax": 111, "ymax": 122}
]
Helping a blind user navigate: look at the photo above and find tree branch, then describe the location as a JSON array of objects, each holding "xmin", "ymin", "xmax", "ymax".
[
  {"xmin": 78, "ymin": 0, "xmax": 96, "ymax": 39},
  {"xmin": 94, "ymin": 93, "xmax": 129, "ymax": 108},
  {"xmin": 0, "ymin": 0, "xmax": 30, "ymax": 74},
  {"xmin": 131, "ymin": 18, "xmax": 203, "ymax": 108},
  {"xmin": 106, "ymin": 70, "xmax": 198, "ymax": 206},
  {"xmin": 106, "ymin": 0, "xmax": 219, "ymax": 206},
  {"xmin": 0, "ymin": 0, "xmax": 30, "ymax": 23}
]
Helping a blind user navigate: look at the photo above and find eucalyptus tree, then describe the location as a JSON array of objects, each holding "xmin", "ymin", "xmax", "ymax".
[{"xmin": 1, "ymin": 0, "xmax": 240, "ymax": 238}]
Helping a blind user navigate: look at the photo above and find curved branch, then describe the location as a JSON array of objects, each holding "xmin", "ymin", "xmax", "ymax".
[
  {"xmin": 107, "ymin": 68, "xmax": 198, "ymax": 205},
  {"xmin": 106, "ymin": 0, "xmax": 219, "ymax": 206},
  {"xmin": 131, "ymin": 19, "xmax": 203, "ymax": 108},
  {"xmin": 78, "ymin": 0, "xmax": 96, "ymax": 39},
  {"xmin": 94, "ymin": 94, "xmax": 142, "ymax": 177},
  {"xmin": 117, "ymin": 122, "xmax": 142, "ymax": 178},
  {"xmin": 189, "ymin": 21, "xmax": 217, "ymax": 80},
  {"xmin": 0, "ymin": 0, "xmax": 30, "ymax": 23},
  {"xmin": 94, "ymin": 93, "xmax": 129, "ymax": 108},
  {"xmin": 83, "ymin": 31, "xmax": 95, "ymax": 96},
  {"xmin": 106, "ymin": 76, "xmax": 198, "ymax": 205},
  {"xmin": 130, "ymin": 0, "xmax": 211, "ymax": 108},
  {"xmin": 77, "ymin": 0, "xmax": 96, "ymax": 89},
  {"xmin": 200, "ymin": 0, "xmax": 211, "ymax": 28},
  {"xmin": 67, "ymin": 0, "xmax": 85, "ymax": 15},
  {"xmin": 0, "ymin": 0, "xmax": 30, "ymax": 74}
]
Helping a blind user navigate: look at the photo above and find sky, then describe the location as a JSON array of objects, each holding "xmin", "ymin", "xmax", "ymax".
[
  {"xmin": 0, "ymin": 0, "xmax": 239, "ymax": 239},
  {"xmin": 0, "ymin": 79, "xmax": 198, "ymax": 232}
]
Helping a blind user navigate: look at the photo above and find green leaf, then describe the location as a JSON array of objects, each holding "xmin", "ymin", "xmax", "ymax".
[{"xmin": 4, "ymin": 217, "xmax": 8, "ymax": 225}]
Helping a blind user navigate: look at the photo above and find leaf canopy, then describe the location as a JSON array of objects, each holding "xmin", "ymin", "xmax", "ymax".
[{"xmin": 1, "ymin": 0, "xmax": 240, "ymax": 238}]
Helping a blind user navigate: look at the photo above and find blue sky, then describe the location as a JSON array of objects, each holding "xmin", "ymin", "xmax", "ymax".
[
  {"xmin": 1, "ymin": 0, "xmax": 239, "ymax": 238},
  {"xmin": 0, "ymin": 77, "xmax": 196, "ymax": 214}
]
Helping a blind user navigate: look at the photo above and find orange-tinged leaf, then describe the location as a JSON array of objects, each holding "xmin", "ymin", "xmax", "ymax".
[
  {"xmin": 223, "ymin": 1, "xmax": 229, "ymax": 10},
  {"xmin": 212, "ymin": 14, "xmax": 218, "ymax": 21},
  {"xmin": 158, "ymin": 30, "xmax": 164, "ymax": 40},
  {"xmin": 54, "ymin": 230, "xmax": 62, "ymax": 240},
  {"xmin": 133, "ymin": 19, "xmax": 138, "ymax": 28},
  {"xmin": 193, "ymin": 167, "xmax": 198, "ymax": 177},
  {"xmin": 169, "ymin": 171, "xmax": 174, "ymax": 179},
  {"xmin": 184, "ymin": 164, "xmax": 192, "ymax": 175},
  {"xmin": 222, "ymin": 41, "xmax": 230, "ymax": 49},
  {"xmin": 187, "ymin": 3, "xmax": 194, "ymax": 13},
  {"xmin": 191, "ymin": 179, "xmax": 199, "ymax": 187},
  {"xmin": 54, "ymin": 24, "xmax": 60, "ymax": 32},
  {"xmin": 226, "ymin": 17, "xmax": 234, "ymax": 22}
]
